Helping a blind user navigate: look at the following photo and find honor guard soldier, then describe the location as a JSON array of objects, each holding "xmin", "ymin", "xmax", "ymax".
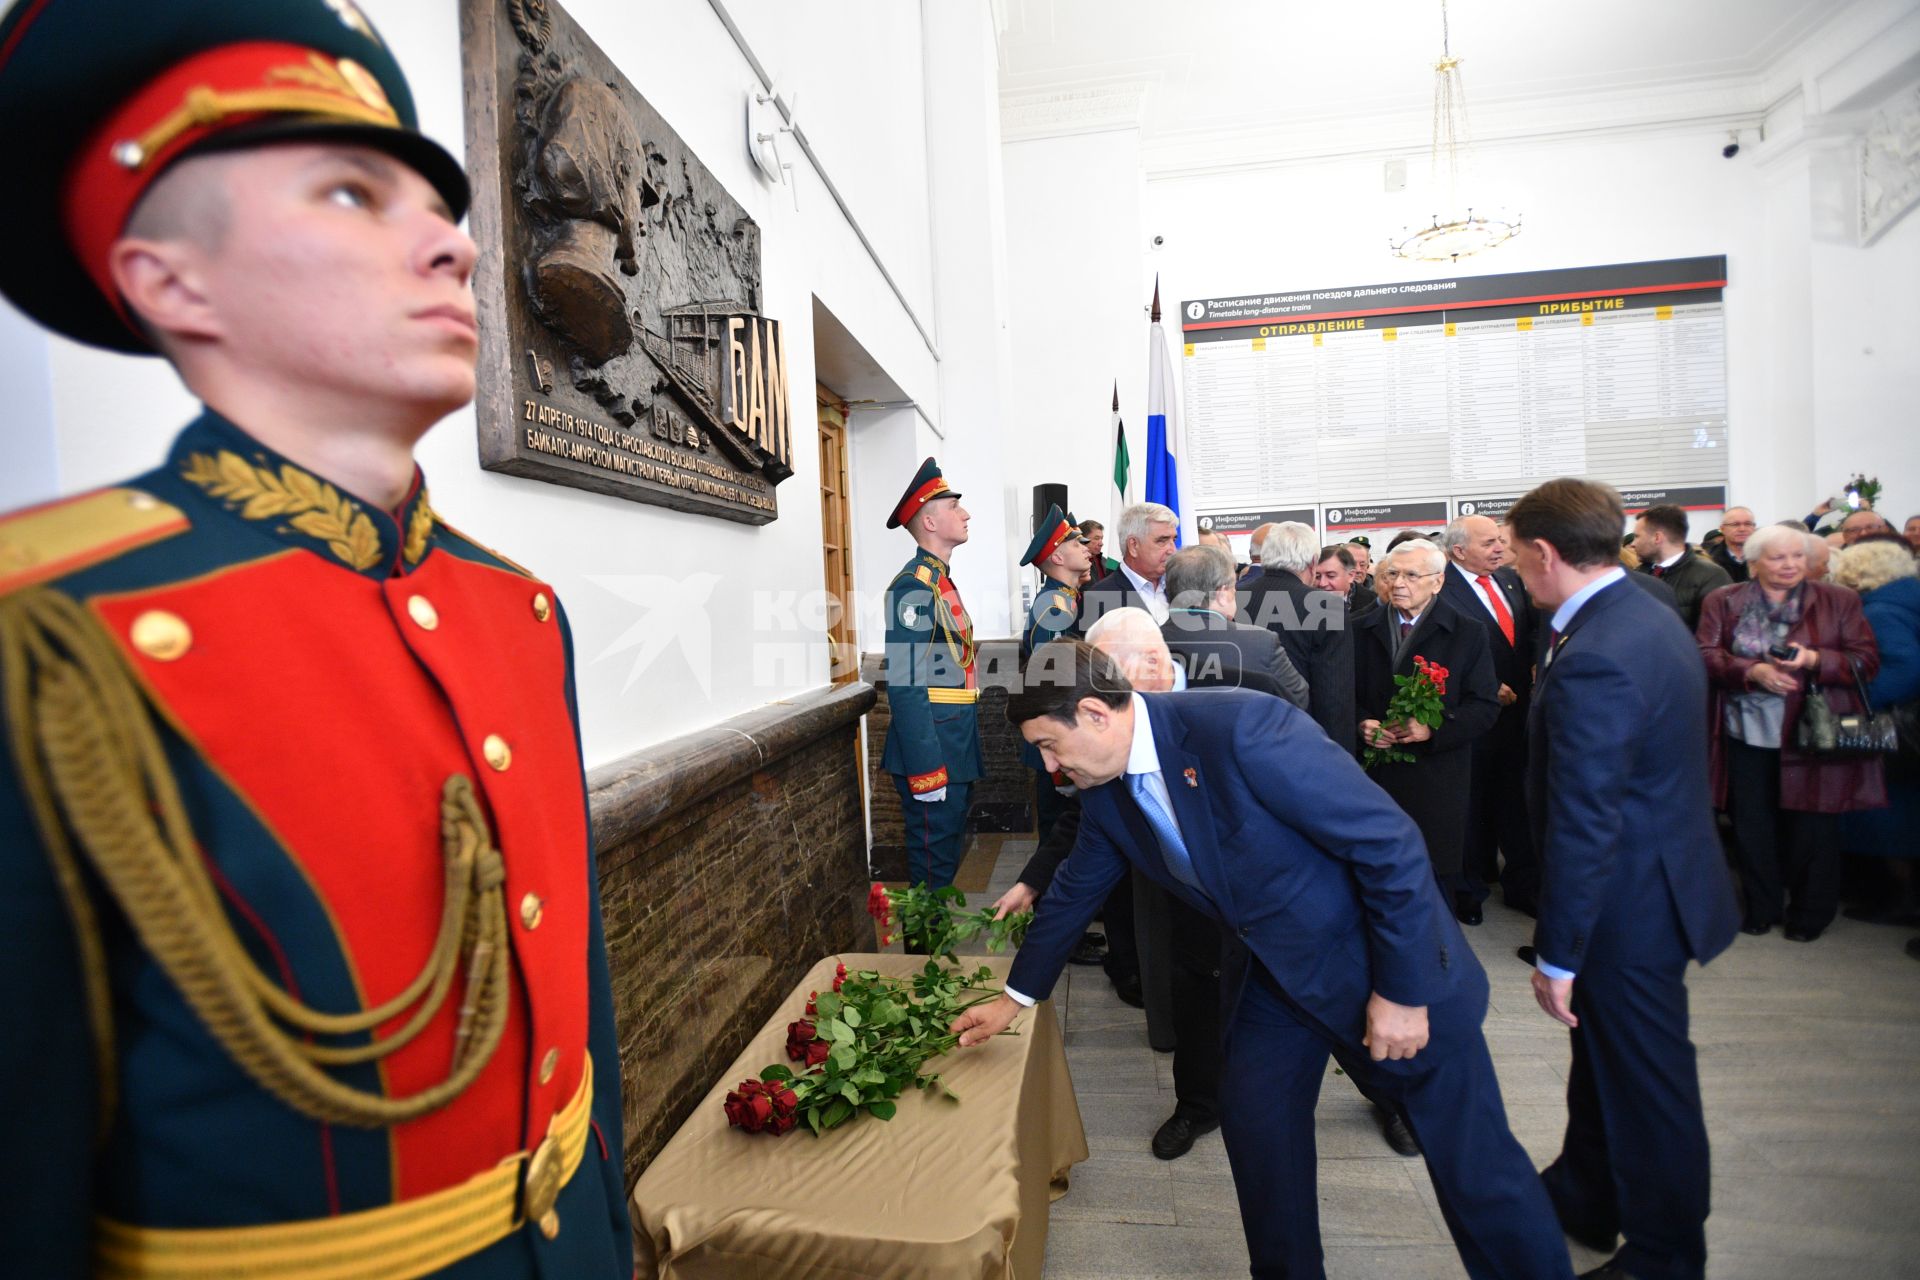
[
  {"xmin": 1018, "ymin": 505, "xmax": 1091, "ymax": 844},
  {"xmin": 0, "ymin": 3, "xmax": 632, "ymax": 1278},
  {"xmin": 880, "ymin": 458, "xmax": 980, "ymax": 890}
]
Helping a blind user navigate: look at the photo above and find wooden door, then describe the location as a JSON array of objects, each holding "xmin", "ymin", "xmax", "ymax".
[{"xmin": 817, "ymin": 387, "xmax": 858, "ymax": 685}]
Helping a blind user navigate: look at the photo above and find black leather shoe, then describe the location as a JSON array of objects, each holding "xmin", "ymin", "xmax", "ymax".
[
  {"xmin": 1110, "ymin": 973, "xmax": 1145, "ymax": 1008},
  {"xmin": 1067, "ymin": 933, "xmax": 1107, "ymax": 966},
  {"xmin": 1740, "ymin": 921, "xmax": 1771, "ymax": 936},
  {"xmin": 1374, "ymin": 1105, "xmax": 1421, "ymax": 1157},
  {"xmin": 1151, "ymin": 1111, "xmax": 1220, "ymax": 1160},
  {"xmin": 1907, "ymin": 936, "xmax": 1920, "ymax": 962},
  {"xmin": 1784, "ymin": 926, "xmax": 1823, "ymax": 943},
  {"xmin": 1453, "ymin": 893, "xmax": 1483, "ymax": 926},
  {"xmin": 1516, "ymin": 945, "xmax": 1537, "ymax": 966},
  {"xmin": 1578, "ymin": 1261, "xmax": 1642, "ymax": 1279}
]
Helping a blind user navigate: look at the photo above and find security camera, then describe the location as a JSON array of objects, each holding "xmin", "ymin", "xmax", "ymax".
[{"xmin": 1722, "ymin": 133, "xmax": 1740, "ymax": 160}]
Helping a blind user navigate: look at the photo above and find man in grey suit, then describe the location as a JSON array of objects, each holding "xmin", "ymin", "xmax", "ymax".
[{"xmin": 1162, "ymin": 545, "xmax": 1310, "ymax": 709}]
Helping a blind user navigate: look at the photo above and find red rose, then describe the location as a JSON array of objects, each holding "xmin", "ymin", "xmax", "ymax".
[
  {"xmin": 804, "ymin": 1038, "xmax": 831, "ymax": 1068},
  {"xmin": 724, "ymin": 1079, "xmax": 774, "ymax": 1133},
  {"xmin": 866, "ymin": 883, "xmax": 892, "ymax": 924},
  {"xmin": 805, "ymin": 992, "xmax": 818, "ymax": 1016},
  {"xmin": 786, "ymin": 1019, "xmax": 818, "ymax": 1062},
  {"xmin": 765, "ymin": 1083, "xmax": 800, "ymax": 1135},
  {"xmin": 832, "ymin": 962, "xmax": 848, "ymax": 993}
]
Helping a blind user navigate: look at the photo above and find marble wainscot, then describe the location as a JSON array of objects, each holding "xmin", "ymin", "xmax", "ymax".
[{"xmin": 588, "ymin": 680, "xmax": 875, "ymax": 1188}]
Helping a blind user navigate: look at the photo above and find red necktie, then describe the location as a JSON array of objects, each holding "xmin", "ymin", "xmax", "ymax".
[{"xmin": 1476, "ymin": 574, "xmax": 1515, "ymax": 646}]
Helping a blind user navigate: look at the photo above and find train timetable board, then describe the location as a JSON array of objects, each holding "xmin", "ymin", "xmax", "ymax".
[{"xmin": 1179, "ymin": 256, "xmax": 1729, "ymax": 532}]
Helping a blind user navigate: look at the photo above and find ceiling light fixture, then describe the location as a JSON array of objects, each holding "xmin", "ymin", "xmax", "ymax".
[{"xmin": 1390, "ymin": 0, "xmax": 1521, "ymax": 263}]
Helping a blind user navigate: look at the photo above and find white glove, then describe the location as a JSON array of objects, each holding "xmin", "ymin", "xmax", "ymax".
[{"xmin": 913, "ymin": 787, "xmax": 948, "ymax": 803}]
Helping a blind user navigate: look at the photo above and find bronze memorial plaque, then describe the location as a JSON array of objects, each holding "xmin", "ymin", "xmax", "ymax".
[{"xmin": 460, "ymin": 0, "xmax": 791, "ymax": 523}]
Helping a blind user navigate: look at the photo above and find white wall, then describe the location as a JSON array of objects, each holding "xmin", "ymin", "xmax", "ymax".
[
  {"xmin": 999, "ymin": 99, "xmax": 1920, "ymax": 551},
  {"xmin": 1001, "ymin": 126, "xmax": 1146, "ymax": 584},
  {"xmin": 3, "ymin": 0, "xmax": 1013, "ymax": 769},
  {"xmin": 1811, "ymin": 183, "xmax": 1920, "ymax": 516}
]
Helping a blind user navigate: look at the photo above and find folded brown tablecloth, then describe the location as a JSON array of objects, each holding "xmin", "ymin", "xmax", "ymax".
[{"xmin": 632, "ymin": 952, "xmax": 1087, "ymax": 1279}]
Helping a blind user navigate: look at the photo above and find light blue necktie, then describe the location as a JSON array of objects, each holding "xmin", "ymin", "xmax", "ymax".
[{"xmin": 1128, "ymin": 772, "xmax": 1204, "ymax": 894}]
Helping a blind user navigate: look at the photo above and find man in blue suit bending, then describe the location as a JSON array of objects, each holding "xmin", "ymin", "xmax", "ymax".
[
  {"xmin": 953, "ymin": 640, "xmax": 1572, "ymax": 1280},
  {"xmin": 1506, "ymin": 479, "xmax": 1740, "ymax": 1280}
]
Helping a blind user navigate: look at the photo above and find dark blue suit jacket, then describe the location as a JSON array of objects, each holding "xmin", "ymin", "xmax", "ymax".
[
  {"xmin": 1526, "ymin": 578, "xmax": 1740, "ymax": 972},
  {"xmin": 1007, "ymin": 690, "xmax": 1487, "ymax": 1068}
]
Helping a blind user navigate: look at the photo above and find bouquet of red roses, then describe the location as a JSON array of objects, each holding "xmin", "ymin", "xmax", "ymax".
[
  {"xmin": 722, "ymin": 888, "xmax": 1031, "ymax": 1138},
  {"xmin": 1362, "ymin": 653, "xmax": 1448, "ymax": 768}
]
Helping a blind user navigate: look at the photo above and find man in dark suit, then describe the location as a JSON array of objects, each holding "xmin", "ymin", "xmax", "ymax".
[
  {"xmin": 1237, "ymin": 521, "xmax": 1279, "ymax": 587},
  {"xmin": 1441, "ymin": 515, "xmax": 1541, "ymax": 917},
  {"xmin": 1243, "ymin": 521, "xmax": 1356, "ymax": 753},
  {"xmin": 1630, "ymin": 504, "xmax": 1731, "ymax": 632},
  {"xmin": 1081, "ymin": 501, "xmax": 1178, "ymax": 627},
  {"xmin": 1507, "ymin": 480, "xmax": 1741, "ymax": 1280},
  {"xmin": 1708, "ymin": 507, "xmax": 1754, "ymax": 583},
  {"xmin": 1162, "ymin": 545, "xmax": 1310, "ymax": 708},
  {"xmin": 1314, "ymin": 543, "xmax": 1380, "ymax": 624},
  {"xmin": 1354, "ymin": 539, "xmax": 1501, "ymax": 920},
  {"xmin": 959, "ymin": 641, "xmax": 1575, "ymax": 1280}
]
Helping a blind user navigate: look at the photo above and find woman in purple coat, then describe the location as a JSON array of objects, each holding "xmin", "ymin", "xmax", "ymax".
[{"xmin": 1698, "ymin": 524, "xmax": 1885, "ymax": 941}]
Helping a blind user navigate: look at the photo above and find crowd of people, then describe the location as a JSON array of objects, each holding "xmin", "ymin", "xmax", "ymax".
[
  {"xmin": 1034, "ymin": 497, "xmax": 1919, "ymax": 956},
  {"xmin": 965, "ymin": 484, "xmax": 1917, "ymax": 1280}
]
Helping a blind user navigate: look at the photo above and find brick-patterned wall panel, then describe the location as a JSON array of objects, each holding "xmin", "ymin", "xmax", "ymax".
[{"xmin": 589, "ymin": 684, "xmax": 874, "ymax": 1187}]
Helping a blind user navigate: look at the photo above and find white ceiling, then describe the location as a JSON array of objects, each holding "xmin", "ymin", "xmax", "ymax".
[{"xmin": 997, "ymin": 0, "xmax": 1892, "ymax": 162}]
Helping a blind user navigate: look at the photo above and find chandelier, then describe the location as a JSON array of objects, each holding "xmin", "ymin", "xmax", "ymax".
[{"xmin": 1390, "ymin": 0, "xmax": 1521, "ymax": 263}]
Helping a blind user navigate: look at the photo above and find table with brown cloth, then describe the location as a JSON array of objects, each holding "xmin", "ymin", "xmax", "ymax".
[{"xmin": 631, "ymin": 952, "xmax": 1088, "ymax": 1279}]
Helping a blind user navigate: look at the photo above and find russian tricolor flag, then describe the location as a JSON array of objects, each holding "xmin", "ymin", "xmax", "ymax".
[{"xmin": 1145, "ymin": 277, "xmax": 1186, "ymax": 543}]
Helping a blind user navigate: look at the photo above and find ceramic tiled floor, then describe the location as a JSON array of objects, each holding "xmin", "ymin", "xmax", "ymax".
[{"xmin": 961, "ymin": 837, "xmax": 1920, "ymax": 1280}]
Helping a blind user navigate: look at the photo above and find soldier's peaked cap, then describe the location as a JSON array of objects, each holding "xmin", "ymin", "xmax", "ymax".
[
  {"xmin": 0, "ymin": 0, "xmax": 470, "ymax": 354},
  {"xmin": 1021, "ymin": 504, "xmax": 1074, "ymax": 566},
  {"xmin": 887, "ymin": 457, "xmax": 961, "ymax": 530}
]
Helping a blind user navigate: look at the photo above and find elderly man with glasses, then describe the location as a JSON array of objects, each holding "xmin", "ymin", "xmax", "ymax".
[{"xmin": 1353, "ymin": 539, "xmax": 1502, "ymax": 905}]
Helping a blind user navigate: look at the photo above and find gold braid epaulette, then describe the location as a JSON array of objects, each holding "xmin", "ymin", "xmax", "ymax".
[{"xmin": 0, "ymin": 587, "xmax": 513, "ymax": 1130}]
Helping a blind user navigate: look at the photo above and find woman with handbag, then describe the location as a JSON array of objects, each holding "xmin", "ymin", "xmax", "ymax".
[
  {"xmin": 1833, "ymin": 538, "xmax": 1920, "ymax": 925},
  {"xmin": 1698, "ymin": 524, "xmax": 1885, "ymax": 941}
]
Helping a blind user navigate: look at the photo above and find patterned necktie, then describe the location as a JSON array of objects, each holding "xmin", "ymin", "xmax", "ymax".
[
  {"xmin": 1127, "ymin": 772, "xmax": 1203, "ymax": 894},
  {"xmin": 1475, "ymin": 574, "xmax": 1516, "ymax": 645},
  {"xmin": 1546, "ymin": 626, "xmax": 1562, "ymax": 666},
  {"xmin": 1398, "ymin": 619, "xmax": 1413, "ymax": 645}
]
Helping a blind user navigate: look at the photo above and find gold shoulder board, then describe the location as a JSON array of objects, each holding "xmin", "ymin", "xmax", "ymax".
[
  {"xmin": 913, "ymin": 565, "xmax": 937, "ymax": 587},
  {"xmin": 0, "ymin": 488, "xmax": 189, "ymax": 597}
]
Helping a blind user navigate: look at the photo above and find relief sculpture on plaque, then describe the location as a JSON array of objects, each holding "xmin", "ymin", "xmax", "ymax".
[{"xmin": 463, "ymin": 0, "xmax": 792, "ymax": 522}]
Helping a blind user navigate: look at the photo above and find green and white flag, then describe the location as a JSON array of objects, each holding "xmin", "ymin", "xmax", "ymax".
[{"xmin": 1110, "ymin": 381, "xmax": 1133, "ymax": 541}]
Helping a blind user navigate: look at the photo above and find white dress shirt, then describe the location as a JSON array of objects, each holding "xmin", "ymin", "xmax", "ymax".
[
  {"xmin": 1119, "ymin": 560, "xmax": 1171, "ymax": 624},
  {"xmin": 1448, "ymin": 562, "xmax": 1505, "ymax": 626},
  {"xmin": 1006, "ymin": 695, "xmax": 1175, "ymax": 1007}
]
